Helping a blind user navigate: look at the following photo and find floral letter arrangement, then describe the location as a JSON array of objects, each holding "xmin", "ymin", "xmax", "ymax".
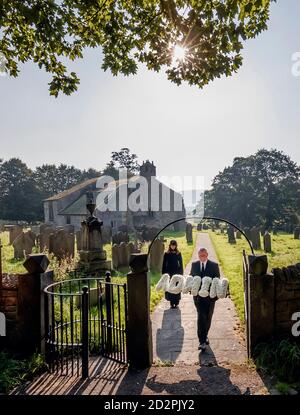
[{"xmin": 156, "ymin": 274, "xmax": 229, "ymax": 299}]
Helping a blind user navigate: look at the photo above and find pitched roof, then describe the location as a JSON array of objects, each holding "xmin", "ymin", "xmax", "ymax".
[
  {"xmin": 58, "ymin": 194, "xmax": 89, "ymax": 216},
  {"xmin": 44, "ymin": 177, "xmax": 99, "ymax": 201}
]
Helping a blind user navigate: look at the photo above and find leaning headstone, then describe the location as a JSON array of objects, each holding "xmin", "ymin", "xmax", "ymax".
[
  {"xmin": 251, "ymin": 227, "xmax": 262, "ymax": 250},
  {"xmin": 49, "ymin": 229, "xmax": 75, "ymax": 259},
  {"xmin": 186, "ymin": 223, "xmax": 193, "ymax": 243},
  {"xmin": 149, "ymin": 239, "xmax": 165, "ymax": 273},
  {"xmin": 294, "ymin": 227, "xmax": 300, "ymax": 240},
  {"xmin": 13, "ymin": 230, "xmax": 36, "ymax": 259},
  {"xmin": 263, "ymin": 231, "xmax": 272, "ymax": 253},
  {"xmin": 227, "ymin": 227, "xmax": 236, "ymax": 244}
]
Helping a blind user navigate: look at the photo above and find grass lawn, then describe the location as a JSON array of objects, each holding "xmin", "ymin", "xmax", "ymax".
[
  {"xmin": 111, "ymin": 230, "xmax": 196, "ymax": 312},
  {"xmin": 209, "ymin": 230, "xmax": 300, "ymax": 324},
  {"xmin": 0, "ymin": 231, "xmax": 28, "ymax": 274}
]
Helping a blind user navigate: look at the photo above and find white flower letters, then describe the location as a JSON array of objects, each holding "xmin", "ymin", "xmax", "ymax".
[{"xmin": 156, "ymin": 273, "xmax": 229, "ymax": 299}]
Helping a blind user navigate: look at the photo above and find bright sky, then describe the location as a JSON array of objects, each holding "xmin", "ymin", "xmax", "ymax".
[{"xmin": 0, "ymin": 0, "xmax": 299, "ymax": 193}]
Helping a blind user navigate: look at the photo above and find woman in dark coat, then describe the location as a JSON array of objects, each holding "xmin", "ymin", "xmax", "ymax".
[{"xmin": 162, "ymin": 239, "xmax": 183, "ymax": 309}]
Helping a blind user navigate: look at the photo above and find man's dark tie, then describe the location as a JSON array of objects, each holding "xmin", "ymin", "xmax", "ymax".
[{"xmin": 201, "ymin": 262, "xmax": 205, "ymax": 276}]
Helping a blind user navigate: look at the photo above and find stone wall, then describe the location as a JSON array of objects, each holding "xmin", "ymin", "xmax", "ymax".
[
  {"xmin": 0, "ymin": 275, "xmax": 19, "ymax": 350},
  {"xmin": 273, "ymin": 263, "xmax": 300, "ymax": 338},
  {"xmin": 248, "ymin": 262, "xmax": 300, "ymax": 354}
]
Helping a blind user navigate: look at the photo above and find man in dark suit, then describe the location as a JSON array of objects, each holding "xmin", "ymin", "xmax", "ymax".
[{"xmin": 190, "ymin": 247, "xmax": 220, "ymax": 352}]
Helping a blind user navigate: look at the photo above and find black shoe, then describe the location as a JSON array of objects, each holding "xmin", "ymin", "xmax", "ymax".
[{"xmin": 198, "ymin": 343, "xmax": 207, "ymax": 351}]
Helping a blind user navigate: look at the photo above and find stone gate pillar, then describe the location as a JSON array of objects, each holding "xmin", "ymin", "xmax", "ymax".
[
  {"xmin": 247, "ymin": 254, "xmax": 275, "ymax": 355},
  {"xmin": 17, "ymin": 254, "xmax": 53, "ymax": 356},
  {"xmin": 127, "ymin": 253, "xmax": 153, "ymax": 369}
]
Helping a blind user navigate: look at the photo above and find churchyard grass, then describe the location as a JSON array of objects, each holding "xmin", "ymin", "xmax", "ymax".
[
  {"xmin": 0, "ymin": 352, "xmax": 47, "ymax": 394},
  {"xmin": 208, "ymin": 230, "xmax": 300, "ymax": 324},
  {"xmin": 0, "ymin": 231, "xmax": 30, "ymax": 274}
]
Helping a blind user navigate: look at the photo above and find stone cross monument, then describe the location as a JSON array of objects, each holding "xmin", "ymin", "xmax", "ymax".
[{"xmin": 79, "ymin": 194, "xmax": 111, "ymax": 273}]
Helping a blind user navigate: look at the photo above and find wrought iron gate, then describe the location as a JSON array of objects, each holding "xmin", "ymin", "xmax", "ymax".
[{"xmin": 44, "ymin": 271, "xmax": 128, "ymax": 378}]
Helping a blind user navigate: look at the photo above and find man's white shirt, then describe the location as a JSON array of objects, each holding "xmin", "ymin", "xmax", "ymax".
[{"xmin": 200, "ymin": 260, "xmax": 208, "ymax": 271}]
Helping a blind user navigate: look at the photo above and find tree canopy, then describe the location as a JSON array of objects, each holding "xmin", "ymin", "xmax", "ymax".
[
  {"xmin": 0, "ymin": 0, "xmax": 274, "ymax": 96},
  {"xmin": 204, "ymin": 149, "xmax": 300, "ymax": 229},
  {"xmin": 0, "ymin": 148, "xmax": 138, "ymax": 221}
]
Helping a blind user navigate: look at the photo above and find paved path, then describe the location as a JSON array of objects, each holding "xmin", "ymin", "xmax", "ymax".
[
  {"xmin": 151, "ymin": 232, "xmax": 247, "ymax": 366},
  {"xmin": 13, "ymin": 232, "xmax": 270, "ymax": 395}
]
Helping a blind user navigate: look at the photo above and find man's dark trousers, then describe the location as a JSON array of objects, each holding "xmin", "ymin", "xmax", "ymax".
[
  {"xmin": 193, "ymin": 296, "xmax": 216, "ymax": 344},
  {"xmin": 190, "ymin": 259, "xmax": 220, "ymax": 344}
]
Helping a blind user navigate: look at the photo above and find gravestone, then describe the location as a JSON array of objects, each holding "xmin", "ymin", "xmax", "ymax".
[
  {"xmin": 263, "ymin": 231, "xmax": 272, "ymax": 253},
  {"xmin": 101, "ymin": 226, "xmax": 112, "ymax": 244},
  {"xmin": 78, "ymin": 198, "xmax": 111, "ymax": 273},
  {"xmin": 186, "ymin": 223, "xmax": 193, "ymax": 243},
  {"xmin": 128, "ymin": 241, "xmax": 139, "ymax": 258},
  {"xmin": 5, "ymin": 225, "xmax": 23, "ymax": 245},
  {"xmin": 197, "ymin": 223, "xmax": 202, "ymax": 231},
  {"xmin": 119, "ymin": 242, "xmax": 130, "ymax": 268},
  {"xmin": 251, "ymin": 228, "xmax": 262, "ymax": 250},
  {"xmin": 12, "ymin": 230, "xmax": 36, "ymax": 259},
  {"xmin": 244, "ymin": 227, "xmax": 251, "ymax": 239},
  {"xmin": 57, "ymin": 224, "xmax": 75, "ymax": 233},
  {"xmin": 76, "ymin": 230, "xmax": 83, "ymax": 251},
  {"xmin": 39, "ymin": 225, "xmax": 55, "ymax": 251},
  {"xmin": 112, "ymin": 231, "xmax": 129, "ymax": 245},
  {"xmin": 149, "ymin": 239, "xmax": 165, "ymax": 273},
  {"xmin": 30, "ymin": 225, "xmax": 40, "ymax": 235},
  {"xmin": 112, "ymin": 244, "xmax": 119, "ymax": 270},
  {"xmin": 227, "ymin": 226, "xmax": 236, "ymax": 244},
  {"xmin": 49, "ymin": 229, "xmax": 75, "ymax": 259},
  {"xmin": 294, "ymin": 227, "xmax": 300, "ymax": 240},
  {"xmin": 236, "ymin": 230, "xmax": 242, "ymax": 239},
  {"xmin": 140, "ymin": 226, "xmax": 160, "ymax": 242}
]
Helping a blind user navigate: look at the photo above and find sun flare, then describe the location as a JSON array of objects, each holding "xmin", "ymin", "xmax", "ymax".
[{"xmin": 173, "ymin": 44, "xmax": 186, "ymax": 62}]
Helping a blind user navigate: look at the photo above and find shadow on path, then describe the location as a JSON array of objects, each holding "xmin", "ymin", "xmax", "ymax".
[{"xmin": 155, "ymin": 307, "xmax": 184, "ymax": 362}]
